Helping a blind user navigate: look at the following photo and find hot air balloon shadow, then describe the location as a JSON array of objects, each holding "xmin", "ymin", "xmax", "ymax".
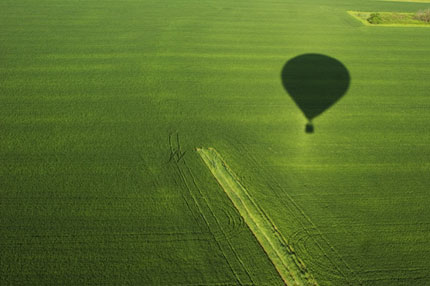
[{"xmin": 281, "ymin": 54, "xmax": 350, "ymax": 133}]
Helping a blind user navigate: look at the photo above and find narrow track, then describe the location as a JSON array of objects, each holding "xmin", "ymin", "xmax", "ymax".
[{"xmin": 198, "ymin": 147, "xmax": 318, "ymax": 286}]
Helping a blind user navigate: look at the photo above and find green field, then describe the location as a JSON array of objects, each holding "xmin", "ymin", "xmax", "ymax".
[{"xmin": 1, "ymin": 0, "xmax": 430, "ymax": 285}]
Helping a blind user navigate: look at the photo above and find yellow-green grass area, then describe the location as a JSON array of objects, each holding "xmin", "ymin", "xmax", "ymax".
[
  {"xmin": 197, "ymin": 147, "xmax": 318, "ymax": 286},
  {"xmin": 348, "ymin": 11, "xmax": 430, "ymax": 26}
]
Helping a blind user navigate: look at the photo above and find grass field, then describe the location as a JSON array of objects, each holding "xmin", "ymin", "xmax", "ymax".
[{"xmin": 1, "ymin": 0, "xmax": 430, "ymax": 285}]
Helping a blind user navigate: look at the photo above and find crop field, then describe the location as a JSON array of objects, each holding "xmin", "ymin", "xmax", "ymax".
[{"xmin": 1, "ymin": 0, "xmax": 430, "ymax": 285}]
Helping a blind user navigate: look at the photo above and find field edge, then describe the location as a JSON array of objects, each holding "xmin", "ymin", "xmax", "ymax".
[{"xmin": 347, "ymin": 10, "xmax": 430, "ymax": 27}]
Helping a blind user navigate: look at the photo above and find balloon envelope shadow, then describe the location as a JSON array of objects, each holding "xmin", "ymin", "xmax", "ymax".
[{"xmin": 281, "ymin": 54, "xmax": 350, "ymax": 133}]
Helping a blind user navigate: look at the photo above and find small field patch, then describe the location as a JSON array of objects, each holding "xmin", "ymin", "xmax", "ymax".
[{"xmin": 348, "ymin": 10, "xmax": 430, "ymax": 26}]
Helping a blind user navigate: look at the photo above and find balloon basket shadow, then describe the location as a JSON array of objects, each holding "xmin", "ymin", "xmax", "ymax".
[{"xmin": 305, "ymin": 123, "xmax": 314, "ymax": 134}]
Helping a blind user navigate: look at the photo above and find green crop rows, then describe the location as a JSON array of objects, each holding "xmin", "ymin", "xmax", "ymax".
[{"xmin": 1, "ymin": 0, "xmax": 430, "ymax": 285}]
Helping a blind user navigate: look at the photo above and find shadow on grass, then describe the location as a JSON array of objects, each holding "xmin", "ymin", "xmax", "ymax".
[{"xmin": 281, "ymin": 54, "xmax": 350, "ymax": 133}]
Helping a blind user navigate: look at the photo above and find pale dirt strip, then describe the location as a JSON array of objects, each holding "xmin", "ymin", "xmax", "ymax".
[{"xmin": 197, "ymin": 147, "xmax": 318, "ymax": 286}]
